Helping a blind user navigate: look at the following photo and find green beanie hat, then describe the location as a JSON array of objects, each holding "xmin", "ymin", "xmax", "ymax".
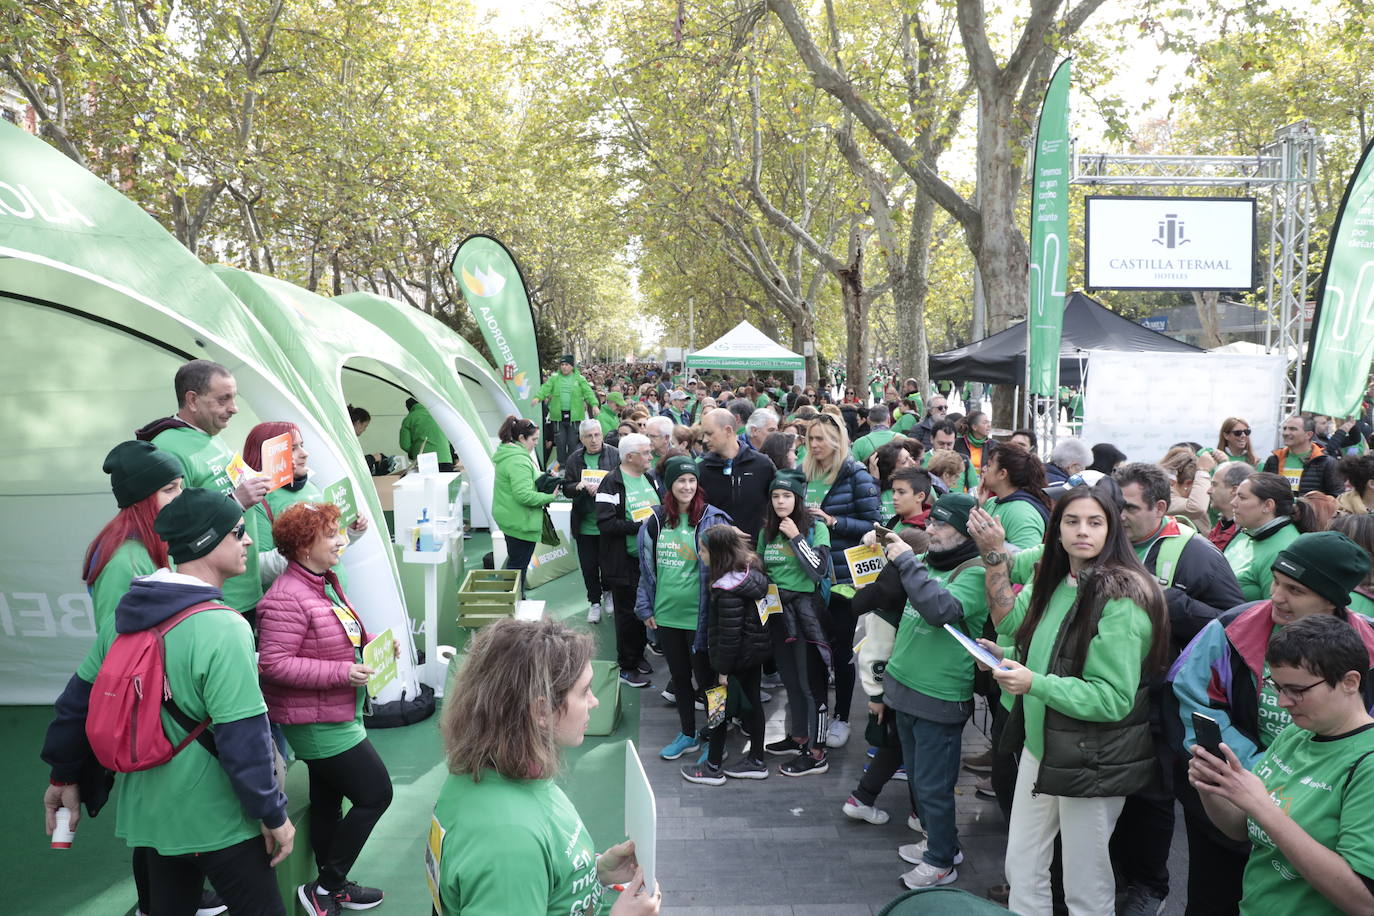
[
  {"xmin": 929, "ymin": 493, "xmax": 977, "ymax": 537},
  {"xmin": 103, "ymin": 441, "xmax": 184, "ymax": 508},
  {"xmin": 770, "ymin": 468, "xmax": 807, "ymax": 500},
  {"xmin": 1272, "ymin": 531, "xmax": 1371, "ymax": 609},
  {"xmin": 661, "ymin": 455, "xmax": 698, "ymax": 489},
  {"xmin": 154, "ymin": 487, "xmax": 244, "ymax": 563}
]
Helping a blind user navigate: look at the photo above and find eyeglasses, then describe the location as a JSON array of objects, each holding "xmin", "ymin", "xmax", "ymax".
[
  {"xmin": 931, "ymin": 404, "xmax": 947, "ymax": 411},
  {"xmin": 1229, "ymin": 428, "xmax": 1252, "ymax": 436},
  {"xmin": 1262, "ymin": 675, "xmax": 1326, "ymax": 701},
  {"xmin": 231, "ymin": 523, "xmax": 247, "ymax": 541}
]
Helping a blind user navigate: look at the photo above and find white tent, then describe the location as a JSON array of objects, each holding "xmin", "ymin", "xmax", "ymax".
[{"xmin": 685, "ymin": 320, "xmax": 805, "ymax": 371}]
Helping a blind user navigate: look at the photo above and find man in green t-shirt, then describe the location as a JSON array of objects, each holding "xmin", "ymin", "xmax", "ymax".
[
  {"xmin": 133, "ymin": 359, "xmax": 271, "ymax": 616},
  {"xmin": 852, "ymin": 405, "xmax": 897, "ymax": 464},
  {"xmin": 534, "ymin": 355, "xmax": 600, "ymax": 465},
  {"xmin": 42, "ymin": 488, "xmax": 293, "ymax": 914}
]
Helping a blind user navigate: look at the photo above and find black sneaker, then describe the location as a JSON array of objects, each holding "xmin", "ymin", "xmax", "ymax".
[
  {"xmin": 619, "ymin": 670, "xmax": 650, "ymax": 688},
  {"xmin": 780, "ymin": 750, "xmax": 829, "ymax": 777},
  {"xmin": 723, "ymin": 756, "xmax": 769, "ymax": 780},
  {"xmin": 336, "ymin": 881, "xmax": 384, "ymax": 910},
  {"xmin": 765, "ymin": 736, "xmax": 806, "ymax": 756},
  {"xmin": 680, "ymin": 761, "xmax": 726, "ymax": 786},
  {"xmin": 635, "ymin": 659, "xmax": 653, "ymax": 676},
  {"xmin": 297, "ymin": 883, "xmax": 341, "ymax": 916},
  {"xmin": 647, "ymin": 642, "xmax": 665, "ymax": 657},
  {"xmin": 196, "ymin": 889, "xmax": 228, "ymax": 916}
]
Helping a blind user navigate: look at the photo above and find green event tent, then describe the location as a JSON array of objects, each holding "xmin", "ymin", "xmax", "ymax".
[
  {"xmin": 0, "ymin": 121, "xmax": 417, "ymax": 704},
  {"xmin": 686, "ymin": 320, "xmax": 806, "ymax": 371}
]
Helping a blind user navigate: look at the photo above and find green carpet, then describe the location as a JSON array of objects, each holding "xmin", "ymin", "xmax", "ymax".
[{"xmin": 7, "ymin": 547, "xmax": 638, "ymax": 915}]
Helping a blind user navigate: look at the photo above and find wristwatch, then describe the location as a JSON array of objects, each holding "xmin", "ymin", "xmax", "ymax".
[{"xmin": 983, "ymin": 550, "xmax": 1006, "ymax": 566}]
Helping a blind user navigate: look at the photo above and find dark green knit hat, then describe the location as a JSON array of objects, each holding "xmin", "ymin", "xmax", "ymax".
[
  {"xmin": 560, "ymin": 354, "xmax": 575, "ymax": 366},
  {"xmin": 103, "ymin": 440, "xmax": 184, "ymax": 508},
  {"xmin": 1272, "ymin": 531, "xmax": 1371, "ymax": 609},
  {"xmin": 154, "ymin": 487, "xmax": 244, "ymax": 563},
  {"xmin": 770, "ymin": 468, "xmax": 807, "ymax": 500},
  {"xmin": 929, "ymin": 493, "xmax": 977, "ymax": 537},
  {"xmin": 661, "ymin": 455, "xmax": 698, "ymax": 489}
]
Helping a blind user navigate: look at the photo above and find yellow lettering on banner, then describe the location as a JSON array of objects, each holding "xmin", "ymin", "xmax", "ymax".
[
  {"xmin": 844, "ymin": 544, "xmax": 887, "ymax": 587},
  {"xmin": 425, "ymin": 815, "xmax": 446, "ymax": 915}
]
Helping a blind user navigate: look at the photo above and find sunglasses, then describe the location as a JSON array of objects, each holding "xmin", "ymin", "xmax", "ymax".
[
  {"xmin": 1229, "ymin": 428, "xmax": 1252, "ymax": 436},
  {"xmin": 231, "ymin": 522, "xmax": 247, "ymax": 541},
  {"xmin": 931, "ymin": 404, "xmax": 948, "ymax": 411}
]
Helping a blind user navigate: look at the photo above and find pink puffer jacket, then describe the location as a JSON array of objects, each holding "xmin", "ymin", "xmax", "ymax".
[{"xmin": 256, "ymin": 562, "xmax": 370, "ymax": 725}]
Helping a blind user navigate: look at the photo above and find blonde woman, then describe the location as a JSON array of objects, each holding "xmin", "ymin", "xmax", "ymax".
[
  {"xmin": 432, "ymin": 619, "xmax": 660, "ymax": 915},
  {"xmin": 801, "ymin": 413, "xmax": 881, "ymax": 748},
  {"xmin": 1159, "ymin": 445, "xmax": 1214, "ymax": 530}
]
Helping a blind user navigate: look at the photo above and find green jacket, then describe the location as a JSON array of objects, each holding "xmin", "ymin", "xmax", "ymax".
[
  {"xmin": 536, "ymin": 371, "xmax": 598, "ymax": 421},
  {"xmin": 399, "ymin": 403, "xmax": 451, "ymax": 461},
  {"xmin": 490, "ymin": 442, "xmax": 558, "ymax": 541}
]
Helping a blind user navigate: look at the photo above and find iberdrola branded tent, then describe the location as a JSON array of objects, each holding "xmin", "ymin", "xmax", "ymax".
[
  {"xmin": 0, "ymin": 121, "xmax": 418, "ymax": 704},
  {"xmin": 686, "ymin": 320, "xmax": 806, "ymax": 371}
]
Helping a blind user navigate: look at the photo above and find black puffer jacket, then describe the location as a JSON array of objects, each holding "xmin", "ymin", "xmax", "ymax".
[
  {"xmin": 813, "ymin": 457, "xmax": 882, "ymax": 581},
  {"xmin": 706, "ymin": 567, "xmax": 771, "ymax": 674}
]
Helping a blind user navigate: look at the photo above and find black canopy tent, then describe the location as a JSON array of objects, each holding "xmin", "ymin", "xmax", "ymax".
[{"xmin": 929, "ymin": 291, "xmax": 1201, "ymax": 386}]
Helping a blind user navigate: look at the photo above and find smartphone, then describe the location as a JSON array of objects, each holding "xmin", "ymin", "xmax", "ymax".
[
  {"xmin": 873, "ymin": 523, "xmax": 894, "ymax": 541},
  {"xmin": 1192, "ymin": 712, "xmax": 1224, "ymax": 758}
]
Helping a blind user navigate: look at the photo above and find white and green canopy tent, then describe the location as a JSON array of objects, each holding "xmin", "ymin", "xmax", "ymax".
[
  {"xmin": 0, "ymin": 122, "xmax": 416, "ymax": 704},
  {"xmin": 685, "ymin": 320, "xmax": 806, "ymax": 372}
]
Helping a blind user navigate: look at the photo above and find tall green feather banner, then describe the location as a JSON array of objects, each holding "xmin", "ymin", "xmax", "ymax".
[
  {"xmin": 1302, "ymin": 136, "xmax": 1374, "ymax": 418},
  {"xmin": 452, "ymin": 234, "xmax": 541, "ymax": 421},
  {"xmin": 1027, "ymin": 59, "xmax": 1072, "ymax": 397}
]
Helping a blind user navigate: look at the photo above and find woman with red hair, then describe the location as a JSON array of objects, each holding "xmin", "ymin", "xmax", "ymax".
[
  {"xmin": 257, "ymin": 502, "xmax": 392, "ymax": 914},
  {"xmin": 242, "ymin": 421, "xmax": 369, "ymax": 589},
  {"xmin": 633, "ymin": 452, "xmax": 733, "ymax": 764}
]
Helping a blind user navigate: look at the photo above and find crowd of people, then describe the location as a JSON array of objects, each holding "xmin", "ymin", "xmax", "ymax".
[{"xmin": 35, "ymin": 352, "xmax": 1374, "ymax": 916}]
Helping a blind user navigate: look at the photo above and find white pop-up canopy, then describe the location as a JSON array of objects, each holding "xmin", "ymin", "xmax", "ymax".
[{"xmin": 685, "ymin": 320, "xmax": 805, "ymax": 371}]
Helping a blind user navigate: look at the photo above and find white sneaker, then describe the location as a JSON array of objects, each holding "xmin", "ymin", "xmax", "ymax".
[
  {"xmin": 900, "ymin": 861, "xmax": 958, "ymax": 889},
  {"xmin": 602, "ymin": 590, "xmax": 614, "ymax": 614},
  {"xmin": 826, "ymin": 718, "xmax": 851, "ymax": 748},
  {"xmin": 587, "ymin": 602, "xmax": 602, "ymax": 624},
  {"xmin": 898, "ymin": 840, "xmax": 964, "ymax": 866},
  {"xmin": 907, "ymin": 813, "xmax": 924, "ymax": 833},
  {"xmin": 842, "ymin": 796, "xmax": 889, "ymax": 825}
]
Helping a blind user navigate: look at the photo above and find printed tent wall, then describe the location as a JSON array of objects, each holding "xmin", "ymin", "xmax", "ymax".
[
  {"xmin": 685, "ymin": 320, "xmax": 806, "ymax": 371},
  {"xmin": 0, "ymin": 122, "xmax": 415, "ymax": 703}
]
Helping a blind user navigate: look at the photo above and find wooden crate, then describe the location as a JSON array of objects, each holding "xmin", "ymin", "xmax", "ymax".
[{"xmin": 457, "ymin": 569, "xmax": 520, "ymax": 628}]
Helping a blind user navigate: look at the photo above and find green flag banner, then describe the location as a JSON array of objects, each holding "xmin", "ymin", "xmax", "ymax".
[
  {"xmin": 1027, "ymin": 59, "xmax": 1072, "ymax": 397},
  {"xmin": 1302, "ymin": 136, "xmax": 1374, "ymax": 418},
  {"xmin": 452, "ymin": 235, "xmax": 540, "ymax": 421}
]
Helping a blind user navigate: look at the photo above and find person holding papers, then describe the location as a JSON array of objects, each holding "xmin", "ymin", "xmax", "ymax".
[
  {"xmin": 975, "ymin": 483, "xmax": 1169, "ymax": 916},
  {"xmin": 562, "ymin": 419, "xmax": 620, "ymax": 624},
  {"xmin": 257, "ymin": 502, "xmax": 392, "ymax": 915},
  {"xmin": 491, "ymin": 415, "xmax": 561, "ymax": 594},
  {"xmin": 433, "ymin": 618, "xmax": 661, "ymax": 915}
]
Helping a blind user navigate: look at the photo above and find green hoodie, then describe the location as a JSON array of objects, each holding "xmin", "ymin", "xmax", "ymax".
[
  {"xmin": 399, "ymin": 403, "xmax": 451, "ymax": 461},
  {"xmin": 490, "ymin": 442, "xmax": 558, "ymax": 541},
  {"xmin": 535, "ymin": 370, "xmax": 598, "ymax": 421},
  {"xmin": 1224, "ymin": 518, "xmax": 1300, "ymax": 601}
]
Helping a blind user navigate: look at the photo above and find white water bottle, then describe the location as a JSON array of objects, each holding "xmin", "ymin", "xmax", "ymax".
[{"xmin": 51, "ymin": 806, "xmax": 75, "ymax": 849}]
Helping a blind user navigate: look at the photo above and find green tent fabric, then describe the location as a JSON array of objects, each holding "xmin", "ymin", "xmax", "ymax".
[
  {"xmin": 0, "ymin": 121, "xmax": 416, "ymax": 704},
  {"xmin": 685, "ymin": 320, "xmax": 805, "ymax": 371}
]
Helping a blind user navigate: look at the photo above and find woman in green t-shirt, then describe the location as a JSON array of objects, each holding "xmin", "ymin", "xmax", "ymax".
[
  {"xmin": 634, "ymin": 454, "xmax": 731, "ymax": 762},
  {"xmin": 1216, "ymin": 416, "xmax": 1260, "ymax": 467},
  {"xmin": 1189, "ymin": 615, "xmax": 1374, "ymax": 916},
  {"xmin": 257, "ymin": 502, "xmax": 392, "ymax": 913},
  {"xmin": 977, "ymin": 485, "xmax": 1169, "ymax": 916},
  {"xmin": 1331, "ymin": 514, "xmax": 1374, "ymax": 616},
  {"xmin": 979, "ymin": 443, "xmax": 1051, "ymax": 551},
  {"xmin": 1225, "ymin": 472, "xmax": 1318, "ymax": 601},
  {"xmin": 434, "ymin": 619, "xmax": 659, "ymax": 915}
]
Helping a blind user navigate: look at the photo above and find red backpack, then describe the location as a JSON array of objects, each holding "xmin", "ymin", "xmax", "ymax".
[{"xmin": 86, "ymin": 601, "xmax": 227, "ymax": 772}]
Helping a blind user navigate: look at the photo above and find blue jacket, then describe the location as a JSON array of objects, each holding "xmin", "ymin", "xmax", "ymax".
[
  {"xmin": 814, "ymin": 457, "xmax": 881, "ymax": 582},
  {"xmin": 633, "ymin": 503, "xmax": 733, "ymax": 650}
]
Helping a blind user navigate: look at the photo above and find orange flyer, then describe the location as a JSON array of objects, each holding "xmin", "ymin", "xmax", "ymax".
[{"xmin": 260, "ymin": 433, "xmax": 294, "ymax": 491}]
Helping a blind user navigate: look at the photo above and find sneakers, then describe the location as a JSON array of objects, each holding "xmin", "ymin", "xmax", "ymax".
[
  {"xmin": 646, "ymin": 641, "xmax": 664, "ymax": 657},
  {"xmin": 893, "ymin": 766, "xmax": 908, "ymax": 782},
  {"xmin": 197, "ymin": 889, "xmax": 229, "ymax": 916},
  {"xmin": 335, "ymin": 882, "xmax": 384, "ymax": 910},
  {"xmin": 758, "ymin": 689, "xmax": 773, "ymax": 703},
  {"xmin": 695, "ymin": 746, "xmax": 726, "ymax": 765},
  {"xmin": 962, "ymin": 747, "xmax": 993, "ymax": 773},
  {"xmin": 898, "ymin": 840, "xmax": 964, "ymax": 867},
  {"xmin": 297, "ymin": 884, "xmax": 341, "ymax": 916},
  {"xmin": 985, "ymin": 884, "xmax": 1011, "ymax": 905},
  {"xmin": 826, "ymin": 718, "xmax": 851, "ymax": 748},
  {"xmin": 780, "ymin": 750, "xmax": 829, "ymax": 777},
  {"xmin": 634, "ymin": 658, "xmax": 653, "ymax": 676},
  {"xmin": 765, "ymin": 736, "xmax": 806, "ymax": 757},
  {"xmin": 908, "ymin": 813, "xmax": 924, "ymax": 833},
  {"xmin": 974, "ymin": 776, "xmax": 996, "ymax": 799},
  {"xmin": 842, "ymin": 796, "xmax": 889, "ymax": 824},
  {"xmin": 619, "ymin": 670, "xmax": 650, "ymax": 689},
  {"xmin": 723, "ymin": 756, "xmax": 769, "ymax": 780},
  {"xmin": 661, "ymin": 688, "xmax": 676, "ymax": 705},
  {"xmin": 680, "ymin": 761, "xmax": 726, "ymax": 786},
  {"xmin": 865, "ymin": 746, "xmax": 878, "ymax": 759},
  {"xmin": 587, "ymin": 602, "xmax": 602, "ymax": 624},
  {"xmin": 761, "ymin": 672, "xmax": 783, "ymax": 689},
  {"xmin": 900, "ymin": 860, "xmax": 958, "ymax": 889},
  {"xmin": 660, "ymin": 732, "xmax": 701, "ymax": 760},
  {"xmin": 1118, "ymin": 884, "xmax": 1168, "ymax": 916}
]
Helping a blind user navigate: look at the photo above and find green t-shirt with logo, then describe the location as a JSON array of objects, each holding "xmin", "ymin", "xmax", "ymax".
[
  {"xmin": 622, "ymin": 474, "xmax": 660, "ymax": 557},
  {"xmin": 1257, "ymin": 656, "xmax": 1291, "ymax": 749},
  {"xmin": 886, "ymin": 561, "xmax": 989, "ymax": 703},
  {"xmin": 760, "ymin": 525, "xmax": 830, "ymax": 593},
  {"xmin": 893, "ymin": 411, "xmax": 918, "ymax": 435},
  {"xmin": 90, "ymin": 540, "xmax": 157, "ymax": 648},
  {"xmin": 805, "ymin": 476, "xmax": 830, "ymax": 510},
  {"xmin": 78, "ymin": 593, "xmax": 270, "ymax": 855},
  {"xmin": 881, "ymin": 490, "xmax": 896, "ymax": 519},
  {"xmin": 852, "ymin": 428, "xmax": 897, "ymax": 464},
  {"xmin": 152, "ymin": 425, "xmax": 261, "ymax": 614},
  {"xmin": 1280, "ymin": 451, "xmax": 1307, "ymax": 492},
  {"xmin": 653, "ymin": 518, "xmax": 700, "ymax": 629},
  {"xmin": 987, "ymin": 495, "xmax": 1047, "ymax": 550},
  {"xmin": 1241, "ymin": 723, "xmax": 1374, "ymax": 916},
  {"xmin": 434, "ymin": 770, "xmax": 603, "ymax": 916}
]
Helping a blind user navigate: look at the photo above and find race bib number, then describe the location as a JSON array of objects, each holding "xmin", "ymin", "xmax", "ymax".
[
  {"xmin": 844, "ymin": 543, "xmax": 886, "ymax": 587},
  {"xmin": 756, "ymin": 584, "xmax": 782, "ymax": 623},
  {"xmin": 424, "ymin": 815, "xmax": 446, "ymax": 915},
  {"xmin": 631, "ymin": 505, "xmax": 656, "ymax": 522},
  {"xmin": 333, "ymin": 606, "xmax": 363, "ymax": 647},
  {"xmin": 581, "ymin": 468, "xmax": 608, "ymax": 485}
]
